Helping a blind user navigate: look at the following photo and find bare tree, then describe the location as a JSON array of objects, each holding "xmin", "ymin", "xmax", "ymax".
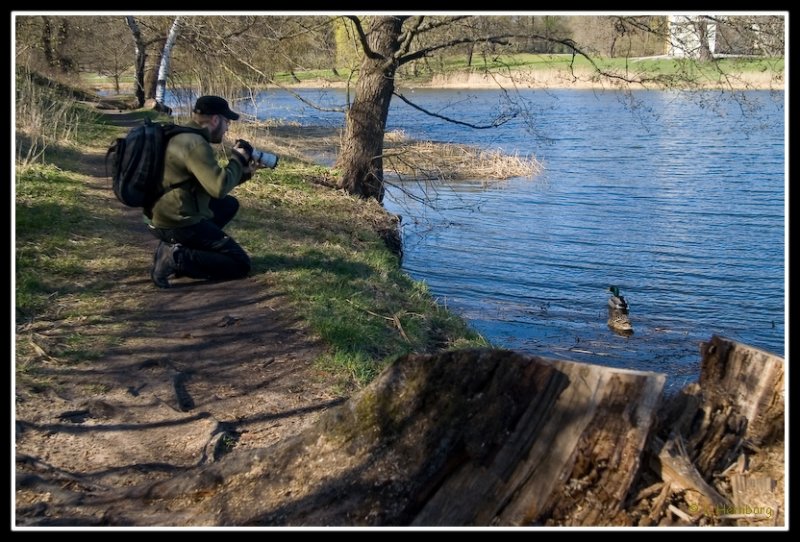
[
  {"xmin": 119, "ymin": 16, "xmax": 183, "ymax": 105},
  {"xmin": 710, "ymin": 15, "xmax": 785, "ymax": 56},
  {"xmin": 693, "ymin": 17, "xmax": 715, "ymax": 61},
  {"xmin": 40, "ymin": 16, "xmax": 56, "ymax": 68},
  {"xmin": 171, "ymin": 16, "xmax": 334, "ymax": 111},
  {"xmin": 70, "ymin": 17, "xmax": 132, "ymax": 95},
  {"xmin": 335, "ymin": 15, "xmax": 583, "ymax": 202},
  {"xmin": 667, "ymin": 15, "xmax": 716, "ymax": 59},
  {"xmin": 335, "ymin": 16, "xmax": 406, "ymax": 201},
  {"xmin": 126, "ymin": 16, "xmax": 182, "ymax": 100},
  {"xmin": 125, "ymin": 16, "xmax": 147, "ymax": 107}
]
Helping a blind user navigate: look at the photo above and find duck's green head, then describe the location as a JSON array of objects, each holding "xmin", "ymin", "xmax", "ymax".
[{"xmin": 608, "ymin": 285, "xmax": 620, "ymax": 297}]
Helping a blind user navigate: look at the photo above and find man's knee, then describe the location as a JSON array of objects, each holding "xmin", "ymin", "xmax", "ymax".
[
  {"xmin": 210, "ymin": 196, "xmax": 239, "ymax": 227},
  {"xmin": 220, "ymin": 195, "xmax": 239, "ymax": 215},
  {"xmin": 232, "ymin": 257, "xmax": 251, "ymax": 278}
]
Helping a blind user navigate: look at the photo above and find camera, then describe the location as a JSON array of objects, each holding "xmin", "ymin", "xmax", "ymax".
[{"xmin": 251, "ymin": 149, "xmax": 279, "ymax": 169}]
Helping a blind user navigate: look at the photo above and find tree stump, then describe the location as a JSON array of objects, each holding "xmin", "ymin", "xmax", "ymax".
[
  {"xmin": 50, "ymin": 349, "xmax": 663, "ymax": 526},
  {"xmin": 641, "ymin": 335, "xmax": 784, "ymax": 526},
  {"xmin": 654, "ymin": 335, "xmax": 784, "ymax": 477}
]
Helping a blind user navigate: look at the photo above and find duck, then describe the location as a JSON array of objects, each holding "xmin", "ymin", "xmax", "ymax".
[
  {"xmin": 607, "ymin": 285, "xmax": 628, "ymax": 312},
  {"xmin": 607, "ymin": 285, "xmax": 633, "ymax": 335}
]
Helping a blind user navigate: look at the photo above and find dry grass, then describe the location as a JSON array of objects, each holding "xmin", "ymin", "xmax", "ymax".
[
  {"xmin": 15, "ymin": 71, "xmax": 82, "ymax": 164},
  {"xmin": 384, "ymin": 139, "xmax": 542, "ymax": 182},
  {"xmin": 228, "ymin": 120, "xmax": 542, "ymax": 183}
]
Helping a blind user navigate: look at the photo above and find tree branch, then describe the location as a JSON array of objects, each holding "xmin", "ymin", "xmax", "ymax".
[
  {"xmin": 346, "ymin": 16, "xmax": 384, "ymax": 60},
  {"xmin": 413, "ymin": 16, "xmax": 471, "ymax": 35},
  {"xmin": 392, "ymin": 91, "xmax": 516, "ymax": 130},
  {"xmin": 221, "ymin": 45, "xmax": 347, "ymax": 114},
  {"xmin": 395, "ymin": 16, "xmax": 424, "ymax": 61},
  {"xmin": 399, "ymin": 35, "xmax": 512, "ymax": 66},
  {"xmin": 217, "ymin": 16, "xmax": 259, "ymax": 41}
]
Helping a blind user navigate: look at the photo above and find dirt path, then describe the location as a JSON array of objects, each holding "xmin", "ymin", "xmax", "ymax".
[{"xmin": 15, "ymin": 110, "xmax": 345, "ymax": 525}]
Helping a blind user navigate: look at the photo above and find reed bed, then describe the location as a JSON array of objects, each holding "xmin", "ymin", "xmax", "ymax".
[{"xmin": 384, "ymin": 139, "xmax": 542, "ymax": 181}]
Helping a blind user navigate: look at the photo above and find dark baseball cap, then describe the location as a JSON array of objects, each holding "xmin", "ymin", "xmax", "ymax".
[{"xmin": 192, "ymin": 95, "xmax": 240, "ymax": 120}]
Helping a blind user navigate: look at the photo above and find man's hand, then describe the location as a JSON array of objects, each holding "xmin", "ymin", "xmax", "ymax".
[{"xmin": 232, "ymin": 139, "xmax": 254, "ymax": 163}]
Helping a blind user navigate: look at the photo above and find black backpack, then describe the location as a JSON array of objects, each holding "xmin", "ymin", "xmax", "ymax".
[{"xmin": 106, "ymin": 118, "xmax": 204, "ymax": 216}]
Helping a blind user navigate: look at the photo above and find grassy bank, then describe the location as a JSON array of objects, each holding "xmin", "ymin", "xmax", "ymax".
[{"xmin": 15, "ymin": 99, "xmax": 487, "ymax": 391}]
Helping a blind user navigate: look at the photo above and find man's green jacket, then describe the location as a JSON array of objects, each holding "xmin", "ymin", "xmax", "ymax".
[{"xmin": 149, "ymin": 120, "xmax": 247, "ymax": 229}]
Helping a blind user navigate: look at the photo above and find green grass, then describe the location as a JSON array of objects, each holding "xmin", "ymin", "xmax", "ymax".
[
  {"xmin": 15, "ymin": 160, "xmax": 145, "ymax": 372},
  {"xmin": 14, "ymin": 91, "xmax": 171, "ymax": 377},
  {"xmin": 16, "ymin": 164, "xmax": 96, "ymax": 313},
  {"xmin": 428, "ymin": 53, "xmax": 782, "ymax": 73},
  {"xmin": 418, "ymin": 52, "xmax": 780, "ymax": 71}
]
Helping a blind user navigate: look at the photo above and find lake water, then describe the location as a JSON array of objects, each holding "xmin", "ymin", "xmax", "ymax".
[{"xmin": 170, "ymin": 87, "xmax": 785, "ymax": 391}]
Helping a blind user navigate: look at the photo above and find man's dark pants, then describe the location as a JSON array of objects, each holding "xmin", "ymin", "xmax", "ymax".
[{"xmin": 149, "ymin": 195, "xmax": 251, "ymax": 280}]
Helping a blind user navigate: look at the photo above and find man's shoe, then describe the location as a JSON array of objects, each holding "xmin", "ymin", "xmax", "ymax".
[{"xmin": 151, "ymin": 242, "xmax": 178, "ymax": 289}]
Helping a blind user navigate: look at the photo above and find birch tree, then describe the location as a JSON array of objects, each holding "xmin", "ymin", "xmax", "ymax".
[{"xmin": 154, "ymin": 16, "xmax": 183, "ymax": 107}]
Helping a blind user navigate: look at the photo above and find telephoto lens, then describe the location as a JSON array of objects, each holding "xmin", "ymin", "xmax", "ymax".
[{"xmin": 251, "ymin": 149, "xmax": 279, "ymax": 169}]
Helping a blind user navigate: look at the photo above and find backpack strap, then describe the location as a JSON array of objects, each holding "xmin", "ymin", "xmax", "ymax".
[{"xmin": 163, "ymin": 123, "xmax": 209, "ymax": 142}]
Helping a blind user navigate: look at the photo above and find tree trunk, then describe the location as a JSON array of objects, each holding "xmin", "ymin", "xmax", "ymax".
[
  {"xmin": 695, "ymin": 19, "xmax": 714, "ymax": 61},
  {"xmin": 145, "ymin": 48, "xmax": 161, "ymax": 100},
  {"xmin": 336, "ymin": 16, "xmax": 404, "ymax": 203},
  {"xmin": 125, "ymin": 16, "xmax": 146, "ymax": 108},
  {"xmin": 40, "ymin": 16, "xmax": 56, "ymax": 68},
  {"xmin": 654, "ymin": 335, "xmax": 784, "ymax": 476},
  {"xmin": 154, "ymin": 16, "xmax": 182, "ymax": 107},
  {"xmin": 40, "ymin": 16, "xmax": 73, "ymax": 73},
  {"xmin": 633, "ymin": 335, "xmax": 785, "ymax": 526},
  {"xmin": 56, "ymin": 18, "xmax": 72, "ymax": 72}
]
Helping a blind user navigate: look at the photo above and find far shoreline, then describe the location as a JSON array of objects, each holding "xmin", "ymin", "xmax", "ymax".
[
  {"xmin": 280, "ymin": 68, "xmax": 785, "ymax": 91},
  {"xmin": 93, "ymin": 68, "xmax": 785, "ymax": 97}
]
